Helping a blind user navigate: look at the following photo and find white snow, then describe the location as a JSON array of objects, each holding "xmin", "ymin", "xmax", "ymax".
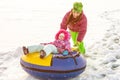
[{"xmin": 0, "ymin": 0, "xmax": 120, "ymax": 80}]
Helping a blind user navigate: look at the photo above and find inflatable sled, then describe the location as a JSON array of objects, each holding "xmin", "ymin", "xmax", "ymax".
[{"xmin": 20, "ymin": 51, "xmax": 86, "ymax": 80}]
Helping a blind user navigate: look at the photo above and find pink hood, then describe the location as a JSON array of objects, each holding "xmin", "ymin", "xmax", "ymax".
[{"xmin": 55, "ymin": 29, "xmax": 70, "ymax": 41}]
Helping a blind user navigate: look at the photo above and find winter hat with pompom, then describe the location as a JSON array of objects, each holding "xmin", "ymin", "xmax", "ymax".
[{"xmin": 73, "ymin": 2, "xmax": 83, "ymax": 13}]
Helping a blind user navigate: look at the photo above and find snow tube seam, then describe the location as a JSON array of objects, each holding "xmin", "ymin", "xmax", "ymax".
[{"xmin": 20, "ymin": 62, "xmax": 86, "ymax": 73}]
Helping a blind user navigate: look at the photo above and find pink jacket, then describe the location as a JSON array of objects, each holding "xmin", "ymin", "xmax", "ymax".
[
  {"xmin": 60, "ymin": 11, "xmax": 87, "ymax": 42},
  {"xmin": 53, "ymin": 29, "xmax": 71, "ymax": 53}
]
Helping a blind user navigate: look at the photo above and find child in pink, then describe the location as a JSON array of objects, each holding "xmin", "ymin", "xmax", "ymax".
[
  {"xmin": 23, "ymin": 29, "xmax": 71, "ymax": 58},
  {"xmin": 52, "ymin": 29, "xmax": 71, "ymax": 53}
]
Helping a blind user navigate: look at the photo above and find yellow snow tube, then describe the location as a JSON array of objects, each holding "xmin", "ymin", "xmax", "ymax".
[{"xmin": 21, "ymin": 52, "xmax": 53, "ymax": 66}]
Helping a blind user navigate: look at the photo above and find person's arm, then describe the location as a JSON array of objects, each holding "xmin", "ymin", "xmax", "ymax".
[
  {"xmin": 65, "ymin": 41, "xmax": 71, "ymax": 52},
  {"xmin": 60, "ymin": 11, "xmax": 71, "ymax": 30},
  {"xmin": 77, "ymin": 28, "xmax": 87, "ymax": 42},
  {"xmin": 77, "ymin": 14, "xmax": 87, "ymax": 42}
]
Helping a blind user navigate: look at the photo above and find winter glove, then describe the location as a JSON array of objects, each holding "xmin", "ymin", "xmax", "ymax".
[{"xmin": 63, "ymin": 50, "xmax": 69, "ymax": 56}]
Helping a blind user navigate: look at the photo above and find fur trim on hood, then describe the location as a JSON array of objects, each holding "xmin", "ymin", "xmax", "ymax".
[{"xmin": 55, "ymin": 29, "xmax": 71, "ymax": 41}]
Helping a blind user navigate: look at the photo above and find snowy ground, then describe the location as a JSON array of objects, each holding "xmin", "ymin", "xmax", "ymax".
[{"xmin": 0, "ymin": 0, "xmax": 120, "ymax": 80}]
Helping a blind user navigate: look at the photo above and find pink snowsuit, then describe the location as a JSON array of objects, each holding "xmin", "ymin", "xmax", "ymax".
[
  {"xmin": 52, "ymin": 29, "xmax": 71, "ymax": 53},
  {"xmin": 27, "ymin": 29, "xmax": 71, "ymax": 56}
]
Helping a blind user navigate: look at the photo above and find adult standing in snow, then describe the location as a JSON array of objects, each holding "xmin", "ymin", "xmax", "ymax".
[{"xmin": 60, "ymin": 2, "xmax": 87, "ymax": 54}]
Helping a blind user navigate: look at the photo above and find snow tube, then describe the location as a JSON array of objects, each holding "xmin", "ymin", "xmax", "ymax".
[{"xmin": 20, "ymin": 51, "xmax": 86, "ymax": 80}]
